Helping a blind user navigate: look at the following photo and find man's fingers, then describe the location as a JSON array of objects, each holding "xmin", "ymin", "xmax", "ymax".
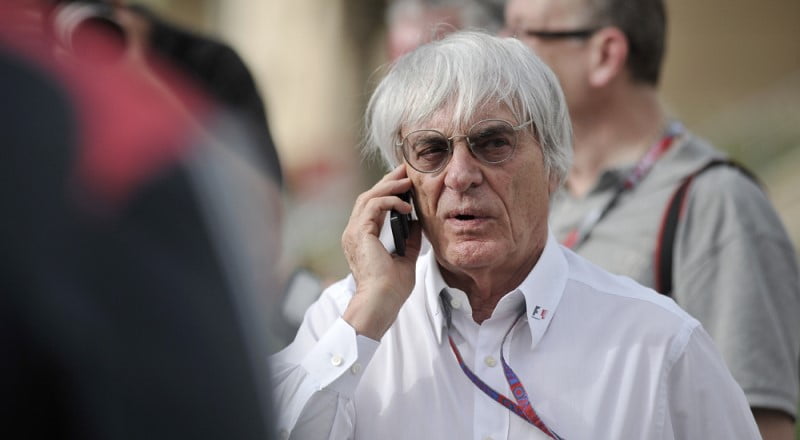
[
  {"xmin": 353, "ymin": 174, "xmax": 412, "ymax": 214},
  {"xmin": 349, "ymin": 195, "xmax": 410, "ymax": 237}
]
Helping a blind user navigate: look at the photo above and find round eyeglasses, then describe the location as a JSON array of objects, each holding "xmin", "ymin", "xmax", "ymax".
[{"xmin": 396, "ymin": 119, "xmax": 533, "ymax": 173}]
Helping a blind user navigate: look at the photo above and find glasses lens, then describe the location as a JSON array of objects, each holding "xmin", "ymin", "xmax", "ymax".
[
  {"xmin": 468, "ymin": 120, "xmax": 516, "ymax": 164},
  {"xmin": 403, "ymin": 130, "xmax": 450, "ymax": 172}
]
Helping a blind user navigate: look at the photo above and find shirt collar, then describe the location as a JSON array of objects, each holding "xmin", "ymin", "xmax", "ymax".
[
  {"xmin": 517, "ymin": 231, "xmax": 568, "ymax": 348},
  {"xmin": 426, "ymin": 231, "xmax": 568, "ymax": 347}
]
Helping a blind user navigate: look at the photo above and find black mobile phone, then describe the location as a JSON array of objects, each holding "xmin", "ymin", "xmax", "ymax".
[{"xmin": 390, "ymin": 191, "xmax": 412, "ymax": 256}]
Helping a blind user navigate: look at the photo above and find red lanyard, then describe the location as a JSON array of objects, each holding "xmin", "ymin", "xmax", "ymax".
[
  {"xmin": 562, "ymin": 122, "xmax": 683, "ymax": 250},
  {"xmin": 448, "ymin": 311, "xmax": 564, "ymax": 439}
]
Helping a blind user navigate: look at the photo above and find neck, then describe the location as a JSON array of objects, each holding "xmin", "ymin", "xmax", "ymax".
[
  {"xmin": 567, "ymin": 84, "xmax": 666, "ymax": 198},
  {"xmin": 439, "ymin": 243, "xmax": 544, "ymax": 325}
]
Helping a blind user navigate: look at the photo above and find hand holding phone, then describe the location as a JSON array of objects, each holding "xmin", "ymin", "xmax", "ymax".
[
  {"xmin": 340, "ymin": 169, "xmax": 417, "ymax": 340},
  {"xmin": 390, "ymin": 191, "xmax": 412, "ymax": 256}
]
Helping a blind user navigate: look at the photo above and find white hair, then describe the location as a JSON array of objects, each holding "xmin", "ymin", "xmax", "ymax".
[{"xmin": 364, "ymin": 31, "xmax": 573, "ymax": 185}]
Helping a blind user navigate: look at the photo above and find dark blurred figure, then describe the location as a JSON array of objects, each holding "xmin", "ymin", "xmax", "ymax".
[
  {"xmin": 46, "ymin": 0, "xmax": 283, "ymax": 186},
  {"xmin": 0, "ymin": 1, "xmax": 279, "ymax": 438},
  {"xmin": 121, "ymin": 1, "xmax": 284, "ymax": 188}
]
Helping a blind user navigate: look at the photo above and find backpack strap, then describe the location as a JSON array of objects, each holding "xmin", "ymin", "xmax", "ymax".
[{"xmin": 654, "ymin": 159, "xmax": 760, "ymax": 296}]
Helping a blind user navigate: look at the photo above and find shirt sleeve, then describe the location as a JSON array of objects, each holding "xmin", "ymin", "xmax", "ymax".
[
  {"xmin": 674, "ymin": 168, "xmax": 800, "ymax": 417},
  {"xmin": 662, "ymin": 325, "xmax": 762, "ymax": 439},
  {"xmin": 270, "ymin": 276, "xmax": 380, "ymax": 439}
]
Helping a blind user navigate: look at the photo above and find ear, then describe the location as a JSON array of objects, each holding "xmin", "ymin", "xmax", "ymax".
[{"xmin": 587, "ymin": 27, "xmax": 628, "ymax": 88}]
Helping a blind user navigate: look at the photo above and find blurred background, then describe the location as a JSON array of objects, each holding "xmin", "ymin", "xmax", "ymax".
[
  {"xmin": 7, "ymin": 1, "xmax": 795, "ymax": 436},
  {"xmin": 135, "ymin": 0, "xmax": 800, "ymax": 284}
]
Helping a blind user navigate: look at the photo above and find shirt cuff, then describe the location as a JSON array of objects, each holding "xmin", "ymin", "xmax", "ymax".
[{"xmin": 300, "ymin": 317, "xmax": 380, "ymax": 396}]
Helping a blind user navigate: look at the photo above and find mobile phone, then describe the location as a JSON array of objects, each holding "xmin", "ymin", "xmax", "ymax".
[{"xmin": 390, "ymin": 191, "xmax": 412, "ymax": 256}]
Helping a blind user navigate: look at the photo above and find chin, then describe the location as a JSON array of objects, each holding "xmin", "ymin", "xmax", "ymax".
[{"xmin": 440, "ymin": 240, "xmax": 507, "ymax": 270}]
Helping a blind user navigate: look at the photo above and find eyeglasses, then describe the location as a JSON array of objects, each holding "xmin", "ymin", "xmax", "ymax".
[
  {"xmin": 515, "ymin": 27, "xmax": 600, "ymax": 41},
  {"xmin": 396, "ymin": 119, "xmax": 533, "ymax": 174}
]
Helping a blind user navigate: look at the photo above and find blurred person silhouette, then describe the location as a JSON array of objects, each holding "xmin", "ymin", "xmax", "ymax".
[
  {"xmin": 271, "ymin": 31, "xmax": 759, "ymax": 439},
  {"xmin": 505, "ymin": 0, "xmax": 800, "ymax": 438},
  {"xmin": 103, "ymin": 0, "xmax": 305, "ymax": 342},
  {"xmin": 386, "ymin": 0, "xmax": 505, "ymax": 61},
  {"xmin": 119, "ymin": 0, "xmax": 284, "ymax": 187},
  {"xmin": 44, "ymin": 0, "xmax": 283, "ymax": 185},
  {"xmin": 0, "ymin": 0, "xmax": 282, "ymax": 438}
]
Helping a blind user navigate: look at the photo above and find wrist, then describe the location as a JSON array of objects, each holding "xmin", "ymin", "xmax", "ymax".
[{"xmin": 342, "ymin": 284, "xmax": 405, "ymax": 340}]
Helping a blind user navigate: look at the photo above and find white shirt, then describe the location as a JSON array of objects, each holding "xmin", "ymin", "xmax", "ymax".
[{"xmin": 271, "ymin": 233, "xmax": 760, "ymax": 440}]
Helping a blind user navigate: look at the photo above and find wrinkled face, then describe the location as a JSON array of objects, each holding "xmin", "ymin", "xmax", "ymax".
[{"xmin": 403, "ymin": 104, "xmax": 553, "ymax": 278}]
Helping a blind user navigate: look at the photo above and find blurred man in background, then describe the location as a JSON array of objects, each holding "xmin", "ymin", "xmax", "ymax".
[
  {"xmin": 386, "ymin": 0, "xmax": 505, "ymax": 60},
  {"xmin": 504, "ymin": 0, "xmax": 800, "ymax": 438},
  {"xmin": 1, "ymin": 1, "xmax": 281, "ymax": 437}
]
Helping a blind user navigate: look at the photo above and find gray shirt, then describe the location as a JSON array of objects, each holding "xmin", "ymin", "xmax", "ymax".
[{"xmin": 550, "ymin": 131, "xmax": 800, "ymax": 417}]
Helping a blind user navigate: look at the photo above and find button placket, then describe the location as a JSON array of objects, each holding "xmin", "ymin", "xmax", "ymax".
[{"xmin": 473, "ymin": 319, "xmax": 509, "ymax": 440}]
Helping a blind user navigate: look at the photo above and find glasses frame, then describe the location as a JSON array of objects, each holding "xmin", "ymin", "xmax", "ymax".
[
  {"xmin": 396, "ymin": 119, "xmax": 534, "ymax": 174},
  {"xmin": 516, "ymin": 28, "xmax": 600, "ymax": 41}
]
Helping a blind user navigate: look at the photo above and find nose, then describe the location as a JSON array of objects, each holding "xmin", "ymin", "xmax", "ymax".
[{"xmin": 443, "ymin": 138, "xmax": 483, "ymax": 192}]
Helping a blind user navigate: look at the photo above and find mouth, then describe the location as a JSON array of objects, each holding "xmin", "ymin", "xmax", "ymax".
[
  {"xmin": 446, "ymin": 210, "xmax": 489, "ymax": 224},
  {"xmin": 441, "ymin": 207, "xmax": 493, "ymax": 235}
]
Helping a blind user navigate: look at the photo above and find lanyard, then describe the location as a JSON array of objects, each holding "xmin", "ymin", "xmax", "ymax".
[
  {"xmin": 562, "ymin": 122, "xmax": 683, "ymax": 250},
  {"xmin": 447, "ymin": 311, "xmax": 565, "ymax": 439}
]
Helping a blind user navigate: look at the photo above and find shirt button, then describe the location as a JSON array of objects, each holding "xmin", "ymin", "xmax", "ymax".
[
  {"xmin": 483, "ymin": 436, "xmax": 494, "ymax": 440},
  {"xmin": 331, "ymin": 354, "xmax": 343, "ymax": 367},
  {"xmin": 350, "ymin": 362, "xmax": 362, "ymax": 374},
  {"xmin": 450, "ymin": 297, "xmax": 462, "ymax": 309},
  {"xmin": 484, "ymin": 356, "xmax": 497, "ymax": 367}
]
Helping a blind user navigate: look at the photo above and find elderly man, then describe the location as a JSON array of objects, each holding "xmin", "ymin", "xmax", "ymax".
[
  {"xmin": 271, "ymin": 31, "xmax": 759, "ymax": 439},
  {"xmin": 504, "ymin": 1, "xmax": 799, "ymax": 438}
]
